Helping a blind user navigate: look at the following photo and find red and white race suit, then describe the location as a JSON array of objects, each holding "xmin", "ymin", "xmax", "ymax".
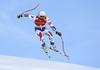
[{"xmin": 23, "ymin": 14, "xmax": 57, "ymax": 47}]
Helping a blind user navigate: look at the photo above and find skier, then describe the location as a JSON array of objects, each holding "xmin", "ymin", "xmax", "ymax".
[{"xmin": 17, "ymin": 11, "xmax": 62, "ymax": 54}]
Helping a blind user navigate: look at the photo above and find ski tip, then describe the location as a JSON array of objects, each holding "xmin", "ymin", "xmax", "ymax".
[
  {"xmin": 39, "ymin": 3, "xmax": 40, "ymax": 4},
  {"xmin": 69, "ymin": 60, "xmax": 70, "ymax": 62}
]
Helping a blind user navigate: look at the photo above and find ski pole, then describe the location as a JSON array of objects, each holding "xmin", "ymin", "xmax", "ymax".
[
  {"xmin": 61, "ymin": 36, "xmax": 66, "ymax": 55},
  {"xmin": 22, "ymin": 3, "xmax": 40, "ymax": 14},
  {"xmin": 61, "ymin": 36, "xmax": 70, "ymax": 61}
]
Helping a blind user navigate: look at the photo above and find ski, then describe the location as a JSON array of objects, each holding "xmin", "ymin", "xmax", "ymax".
[
  {"xmin": 46, "ymin": 47, "xmax": 70, "ymax": 61},
  {"xmin": 42, "ymin": 47, "xmax": 51, "ymax": 58},
  {"xmin": 44, "ymin": 52, "xmax": 51, "ymax": 58},
  {"xmin": 45, "ymin": 52, "xmax": 51, "ymax": 58}
]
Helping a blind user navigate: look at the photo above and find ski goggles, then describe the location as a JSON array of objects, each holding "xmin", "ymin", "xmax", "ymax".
[{"xmin": 40, "ymin": 16, "xmax": 45, "ymax": 18}]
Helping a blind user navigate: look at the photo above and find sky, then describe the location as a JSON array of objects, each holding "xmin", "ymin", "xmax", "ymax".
[{"xmin": 0, "ymin": 0, "xmax": 100, "ymax": 68}]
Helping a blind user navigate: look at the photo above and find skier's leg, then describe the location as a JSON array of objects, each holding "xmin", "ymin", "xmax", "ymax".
[
  {"xmin": 35, "ymin": 29, "xmax": 49, "ymax": 54},
  {"xmin": 43, "ymin": 29, "xmax": 58, "ymax": 51},
  {"xmin": 35, "ymin": 28, "xmax": 51, "ymax": 57},
  {"xmin": 35, "ymin": 30, "xmax": 46, "ymax": 47},
  {"xmin": 43, "ymin": 29, "xmax": 54, "ymax": 45}
]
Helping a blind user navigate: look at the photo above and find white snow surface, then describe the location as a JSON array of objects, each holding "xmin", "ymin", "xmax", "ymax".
[{"xmin": 0, "ymin": 55, "xmax": 100, "ymax": 70}]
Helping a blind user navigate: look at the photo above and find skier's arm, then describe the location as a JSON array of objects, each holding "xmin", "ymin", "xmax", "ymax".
[
  {"xmin": 48, "ymin": 22, "xmax": 57, "ymax": 32},
  {"xmin": 22, "ymin": 14, "xmax": 36, "ymax": 20},
  {"xmin": 47, "ymin": 17, "xmax": 57, "ymax": 32},
  {"xmin": 17, "ymin": 14, "xmax": 36, "ymax": 20},
  {"xmin": 47, "ymin": 17, "xmax": 62, "ymax": 36}
]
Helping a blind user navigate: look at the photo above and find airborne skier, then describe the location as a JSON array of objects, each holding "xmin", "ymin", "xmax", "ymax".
[{"xmin": 17, "ymin": 11, "xmax": 62, "ymax": 57}]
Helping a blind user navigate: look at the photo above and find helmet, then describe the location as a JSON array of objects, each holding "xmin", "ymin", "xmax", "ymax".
[{"xmin": 38, "ymin": 11, "xmax": 46, "ymax": 17}]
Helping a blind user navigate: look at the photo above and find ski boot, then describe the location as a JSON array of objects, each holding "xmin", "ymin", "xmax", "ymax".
[{"xmin": 50, "ymin": 45, "xmax": 58, "ymax": 52}]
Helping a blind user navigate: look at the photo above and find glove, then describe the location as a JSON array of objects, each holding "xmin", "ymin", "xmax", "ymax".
[
  {"xmin": 56, "ymin": 31, "xmax": 62, "ymax": 36},
  {"xmin": 17, "ymin": 14, "xmax": 23, "ymax": 18}
]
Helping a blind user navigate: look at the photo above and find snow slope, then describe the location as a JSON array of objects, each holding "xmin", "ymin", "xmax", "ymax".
[{"xmin": 0, "ymin": 55, "xmax": 100, "ymax": 70}]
